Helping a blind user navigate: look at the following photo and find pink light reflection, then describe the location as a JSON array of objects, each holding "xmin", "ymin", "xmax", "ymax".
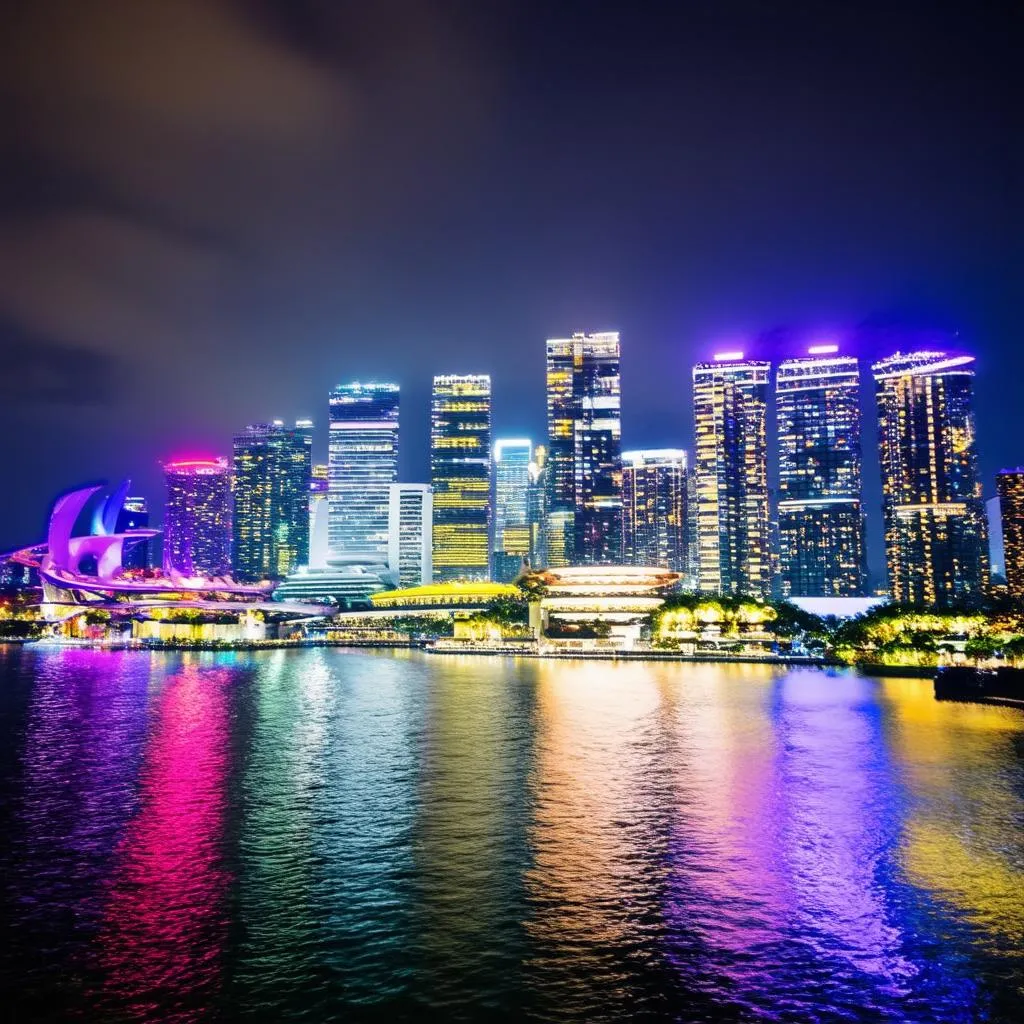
[{"xmin": 90, "ymin": 665, "xmax": 231, "ymax": 1020}]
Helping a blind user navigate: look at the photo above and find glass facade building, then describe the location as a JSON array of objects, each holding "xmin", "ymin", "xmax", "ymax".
[
  {"xmin": 232, "ymin": 420, "xmax": 312, "ymax": 582},
  {"xmin": 873, "ymin": 351, "xmax": 988, "ymax": 606},
  {"xmin": 328, "ymin": 383, "xmax": 400, "ymax": 567},
  {"xmin": 692, "ymin": 355, "xmax": 771, "ymax": 597},
  {"xmin": 776, "ymin": 348, "xmax": 867, "ymax": 596},
  {"xmin": 388, "ymin": 483, "xmax": 433, "ymax": 588},
  {"xmin": 997, "ymin": 470, "xmax": 1024, "ymax": 598},
  {"xmin": 162, "ymin": 458, "xmax": 232, "ymax": 578},
  {"xmin": 544, "ymin": 332, "xmax": 622, "ymax": 566},
  {"xmin": 431, "ymin": 374, "xmax": 492, "ymax": 581},
  {"xmin": 492, "ymin": 438, "xmax": 533, "ymax": 582},
  {"xmin": 527, "ymin": 445, "xmax": 549, "ymax": 570},
  {"xmin": 621, "ymin": 449, "xmax": 688, "ymax": 572}
]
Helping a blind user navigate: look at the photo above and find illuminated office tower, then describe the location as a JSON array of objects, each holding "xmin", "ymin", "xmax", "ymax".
[
  {"xmin": 232, "ymin": 420, "xmax": 312, "ymax": 582},
  {"xmin": 388, "ymin": 483, "xmax": 433, "ymax": 588},
  {"xmin": 621, "ymin": 449, "xmax": 688, "ymax": 571},
  {"xmin": 873, "ymin": 351, "xmax": 988, "ymax": 606},
  {"xmin": 328, "ymin": 382, "xmax": 399, "ymax": 567},
  {"xmin": 692, "ymin": 354, "xmax": 771, "ymax": 597},
  {"xmin": 997, "ymin": 470, "xmax": 1024, "ymax": 598},
  {"xmin": 162, "ymin": 458, "xmax": 232, "ymax": 578},
  {"xmin": 776, "ymin": 347, "xmax": 867, "ymax": 596},
  {"xmin": 116, "ymin": 496, "xmax": 150, "ymax": 569},
  {"xmin": 492, "ymin": 438, "xmax": 533, "ymax": 582},
  {"xmin": 431, "ymin": 374, "xmax": 492, "ymax": 581},
  {"xmin": 528, "ymin": 445, "xmax": 549, "ymax": 569},
  {"xmin": 684, "ymin": 471, "xmax": 699, "ymax": 589},
  {"xmin": 545, "ymin": 331, "xmax": 622, "ymax": 565}
]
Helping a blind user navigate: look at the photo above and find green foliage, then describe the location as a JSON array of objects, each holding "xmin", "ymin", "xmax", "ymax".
[{"xmin": 385, "ymin": 616, "xmax": 453, "ymax": 638}]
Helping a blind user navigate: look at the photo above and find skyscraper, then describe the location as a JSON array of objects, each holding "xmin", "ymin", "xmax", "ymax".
[
  {"xmin": 116, "ymin": 496, "xmax": 149, "ymax": 570},
  {"xmin": 776, "ymin": 346, "xmax": 867, "ymax": 596},
  {"xmin": 545, "ymin": 331, "xmax": 622, "ymax": 566},
  {"xmin": 431, "ymin": 374, "xmax": 492, "ymax": 581},
  {"xmin": 873, "ymin": 351, "xmax": 988, "ymax": 606},
  {"xmin": 997, "ymin": 471, "xmax": 1024, "ymax": 597},
  {"xmin": 328, "ymin": 383, "xmax": 399, "ymax": 567},
  {"xmin": 492, "ymin": 438, "xmax": 532, "ymax": 582},
  {"xmin": 308, "ymin": 464, "xmax": 329, "ymax": 569},
  {"xmin": 528, "ymin": 444, "xmax": 549, "ymax": 570},
  {"xmin": 621, "ymin": 449, "xmax": 688, "ymax": 571},
  {"xmin": 692, "ymin": 354, "xmax": 771, "ymax": 597},
  {"xmin": 232, "ymin": 420, "xmax": 312, "ymax": 582},
  {"xmin": 388, "ymin": 483, "xmax": 432, "ymax": 588},
  {"xmin": 162, "ymin": 458, "xmax": 232, "ymax": 578}
]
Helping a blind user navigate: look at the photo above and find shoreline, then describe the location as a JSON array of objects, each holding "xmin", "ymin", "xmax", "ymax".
[{"xmin": 3, "ymin": 637, "xmax": 839, "ymax": 667}]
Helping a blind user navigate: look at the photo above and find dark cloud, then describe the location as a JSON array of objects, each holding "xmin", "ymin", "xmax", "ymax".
[
  {"xmin": 0, "ymin": 318, "xmax": 124, "ymax": 406},
  {"xmin": 0, "ymin": 0, "xmax": 1018, "ymax": 574}
]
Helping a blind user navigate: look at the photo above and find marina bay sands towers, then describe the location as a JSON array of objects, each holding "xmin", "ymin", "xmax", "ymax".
[
  {"xmin": 776, "ymin": 348, "xmax": 867, "ymax": 597},
  {"xmin": 690, "ymin": 344, "xmax": 986, "ymax": 606},
  {"xmin": 692, "ymin": 355, "xmax": 771, "ymax": 597},
  {"xmin": 873, "ymin": 352, "xmax": 988, "ymax": 605}
]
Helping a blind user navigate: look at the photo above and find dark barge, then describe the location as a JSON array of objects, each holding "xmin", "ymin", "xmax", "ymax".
[{"xmin": 934, "ymin": 666, "xmax": 1024, "ymax": 708}]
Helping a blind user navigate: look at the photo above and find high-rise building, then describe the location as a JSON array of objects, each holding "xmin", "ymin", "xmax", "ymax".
[
  {"xmin": 684, "ymin": 470, "xmax": 700, "ymax": 590},
  {"xmin": 162, "ymin": 458, "xmax": 232, "ymax": 578},
  {"xmin": 996, "ymin": 471, "xmax": 1024, "ymax": 598},
  {"xmin": 528, "ymin": 445, "xmax": 549, "ymax": 570},
  {"xmin": 309, "ymin": 464, "xmax": 329, "ymax": 569},
  {"xmin": 873, "ymin": 351, "xmax": 988, "ymax": 606},
  {"xmin": 492, "ymin": 438, "xmax": 532, "ymax": 582},
  {"xmin": 328, "ymin": 383, "xmax": 399, "ymax": 567},
  {"xmin": 116, "ymin": 496, "xmax": 149, "ymax": 570},
  {"xmin": 776, "ymin": 347, "xmax": 867, "ymax": 596},
  {"xmin": 388, "ymin": 483, "xmax": 432, "ymax": 588},
  {"xmin": 232, "ymin": 420, "xmax": 312, "ymax": 582},
  {"xmin": 621, "ymin": 449, "xmax": 688, "ymax": 571},
  {"xmin": 431, "ymin": 374, "xmax": 491, "ymax": 581},
  {"xmin": 692, "ymin": 353, "xmax": 771, "ymax": 597},
  {"xmin": 545, "ymin": 331, "xmax": 622, "ymax": 565}
]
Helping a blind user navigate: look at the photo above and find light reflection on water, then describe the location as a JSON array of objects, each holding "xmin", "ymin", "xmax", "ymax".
[{"xmin": 1, "ymin": 646, "xmax": 1023, "ymax": 1022}]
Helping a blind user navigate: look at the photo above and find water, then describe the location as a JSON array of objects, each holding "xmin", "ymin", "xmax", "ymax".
[{"xmin": 1, "ymin": 646, "xmax": 1023, "ymax": 1022}]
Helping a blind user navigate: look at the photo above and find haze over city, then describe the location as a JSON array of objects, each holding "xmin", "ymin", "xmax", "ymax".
[{"xmin": 0, "ymin": 0, "xmax": 1018, "ymax": 564}]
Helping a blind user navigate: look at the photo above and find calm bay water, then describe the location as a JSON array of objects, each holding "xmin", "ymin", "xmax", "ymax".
[{"xmin": 1, "ymin": 646, "xmax": 1023, "ymax": 1022}]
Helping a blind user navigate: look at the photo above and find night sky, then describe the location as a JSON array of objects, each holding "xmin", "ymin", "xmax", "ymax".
[{"xmin": 1, "ymin": 1, "xmax": 1019, "ymax": 577}]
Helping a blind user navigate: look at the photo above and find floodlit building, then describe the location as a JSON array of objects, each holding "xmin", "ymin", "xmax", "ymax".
[
  {"xmin": 692, "ymin": 354, "xmax": 771, "ymax": 597},
  {"xmin": 776, "ymin": 347, "xmax": 867, "ymax": 596},
  {"xmin": 621, "ymin": 449, "xmax": 688, "ymax": 572},
  {"xmin": 162, "ymin": 458, "xmax": 232, "ymax": 578},
  {"xmin": 431, "ymin": 374, "xmax": 492, "ymax": 581},
  {"xmin": 232, "ymin": 420, "xmax": 312, "ymax": 582},
  {"xmin": 873, "ymin": 351, "xmax": 988, "ymax": 606},
  {"xmin": 272, "ymin": 564, "xmax": 391, "ymax": 607},
  {"xmin": 997, "ymin": 470, "xmax": 1024, "ymax": 598},
  {"xmin": 388, "ymin": 483, "xmax": 432, "ymax": 588},
  {"xmin": 527, "ymin": 445, "xmax": 549, "ymax": 570},
  {"xmin": 545, "ymin": 331, "xmax": 622, "ymax": 565},
  {"xmin": 116, "ymin": 496, "xmax": 150, "ymax": 569},
  {"xmin": 309, "ymin": 464, "xmax": 329, "ymax": 569},
  {"xmin": 328, "ymin": 382, "xmax": 399, "ymax": 567},
  {"xmin": 523, "ymin": 565, "xmax": 681, "ymax": 650},
  {"xmin": 492, "ymin": 438, "xmax": 532, "ymax": 582}
]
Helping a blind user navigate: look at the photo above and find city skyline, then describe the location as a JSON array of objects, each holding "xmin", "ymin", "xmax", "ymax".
[{"xmin": 7, "ymin": 333, "xmax": 1010, "ymax": 605}]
